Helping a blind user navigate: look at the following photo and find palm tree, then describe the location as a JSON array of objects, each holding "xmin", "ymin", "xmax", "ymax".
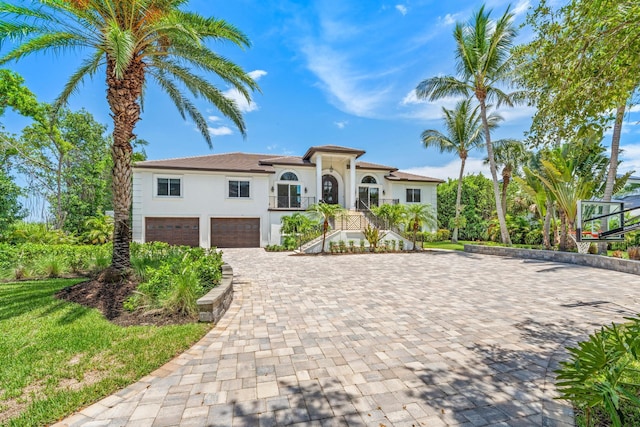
[
  {"xmin": 405, "ymin": 204, "xmax": 436, "ymax": 251},
  {"xmin": 307, "ymin": 202, "xmax": 345, "ymax": 253},
  {"xmin": 416, "ymin": 5, "xmax": 521, "ymax": 246},
  {"xmin": 486, "ymin": 139, "xmax": 528, "ymax": 217},
  {"xmin": 422, "ymin": 99, "xmax": 501, "ymax": 243},
  {"xmin": 0, "ymin": 1, "xmax": 259, "ymax": 273}
]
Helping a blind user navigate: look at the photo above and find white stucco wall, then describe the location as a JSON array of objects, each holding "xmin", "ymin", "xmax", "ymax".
[{"xmin": 133, "ymin": 168, "xmax": 271, "ymax": 247}]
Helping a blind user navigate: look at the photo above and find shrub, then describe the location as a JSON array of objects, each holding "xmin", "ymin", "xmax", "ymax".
[
  {"xmin": 628, "ymin": 246, "xmax": 640, "ymax": 261},
  {"xmin": 435, "ymin": 229, "xmax": 451, "ymax": 241}
]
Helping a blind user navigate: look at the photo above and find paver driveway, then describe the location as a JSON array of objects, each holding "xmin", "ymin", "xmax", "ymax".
[{"xmin": 57, "ymin": 249, "xmax": 640, "ymax": 427}]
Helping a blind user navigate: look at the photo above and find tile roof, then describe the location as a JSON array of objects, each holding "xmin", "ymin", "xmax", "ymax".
[
  {"xmin": 134, "ymin": 152, "xmax": 278, "ymax": 174},
  {"xmin": 385, "ymin": 170, "xmax": 444, "ymax": 183},
  {"xmin": 302, "ymin": 145, "xmax": 366, "ymax": 160},
  {"xmin": 134, "ymin": 148, "xmax": 443, "ymax": 184}
]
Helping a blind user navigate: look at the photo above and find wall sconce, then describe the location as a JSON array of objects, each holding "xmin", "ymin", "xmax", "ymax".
[
  {"xmin": 270, "ymin": 186, "xmax": 274, "ymax": 193},
  {"xmin": 304, "ymin": 187, "xmax": 308, "ymax": 194},
  {"xmin": 382, "ymin": 189, "xmax": 386, "ymax": 196}
]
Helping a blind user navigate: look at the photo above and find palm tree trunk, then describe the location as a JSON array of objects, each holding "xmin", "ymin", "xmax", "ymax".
[
  {"xmin": 501, "ymin": 167, "xmax": 511, "ymax": 218},
  {"xmin": 559, "ymin": 211, "xmax": 568, "ymax": 252},
  {"xmin": 598, "ymin": 104, "xmax": 625, "ymax": 254},
  {"xmin": 321, "ymin": 219, "xmax": 328, "ymax": 253},
  {"xmin": 543, "ymin": 199, "xmax": 552, "ymax": 249},
  {"xmin": 106, "ymin": 56, "xmax": 144, "ymax": 272},
  {"xmin": 452, "ymin": 156, "xmax": 466, "ymax": 244},
  {"xmin": 479, "ymin": 100, "xmax": 511, "ymax": 245}
]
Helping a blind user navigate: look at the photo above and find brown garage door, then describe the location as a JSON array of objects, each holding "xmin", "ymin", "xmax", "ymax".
[
  {"xmin": 211, "ymin": 218, "xmax": 260, "ymax": 248},
  {"xmin": 145, "ymin": 217, "xmax": 199, "ymax": 247}
]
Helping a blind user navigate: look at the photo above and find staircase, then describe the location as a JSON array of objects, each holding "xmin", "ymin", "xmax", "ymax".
[{"xmin": 297, "ymin": 230, "xmax": 342, "ymax": 253}]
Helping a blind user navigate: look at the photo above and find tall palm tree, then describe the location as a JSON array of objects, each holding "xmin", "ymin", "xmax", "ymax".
[
  {"xmin": 486, "ymin": 138, "xmax": 528, "ymax": 217},
  {"xmin": 416, "ymin": 5, "xmax": 521, "ymax": 246},
  {"xmin": 422, "ymin": 99, "xmax": 501, "ymax": 243},
  {"xmin": 307, "ymin": 202, "xmax": 345, "ymax": 253},
  {"xmin": 405, "ymin": 204, "xmax": 436, "ymax": 251},
  {"xmin": 0, "ymin": 1, "xmax": 259, "ymax": 272}
]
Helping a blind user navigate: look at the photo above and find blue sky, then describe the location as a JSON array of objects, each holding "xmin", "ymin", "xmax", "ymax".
[{"xmin": 2, "ymin": 0, "xmax": 640, "ymax": 180}]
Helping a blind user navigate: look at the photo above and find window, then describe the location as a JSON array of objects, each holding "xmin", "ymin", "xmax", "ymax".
[
  {"xmin": 406, "ymin": 188, "xmax": 421, "ymax": 203},
  {"xmin": 280, "ymin": 172, "xmax": 298, "ymax": 181},
  {"xmin": 228, "ymin": 180, "xmax": 250, "ymax": 198},
  {"xmin": 361, "ymin": 176, "xmax": 377, "ymax": 184},
  {"xmin": 157, "ymin": 177, "xmax": 181, "ymax": 197},
  {"xmin": 277, "ymin": 183, "xmax": 301, "ymax": 208}
]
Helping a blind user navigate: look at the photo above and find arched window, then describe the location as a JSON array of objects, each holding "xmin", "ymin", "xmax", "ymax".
[
  {"xmin": 277, "ymin": 172, "xmax": 301, "ymax": 208},
  {"xmin": 361, "ymin": 176, "xmax": 377, "ymax": 184},
  {"xmin": 281, "ymin": 172, "xmax": 298, "ymax": 181}
]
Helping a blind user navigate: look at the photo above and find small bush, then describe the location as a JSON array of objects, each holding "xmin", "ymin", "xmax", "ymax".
[
  {"xmin": 435, "ymin": 229, "xmax": 451, "ymax": 241},
  {"xmin": 628, "ymin": 246, "xmax": 640, "ymax": 261}
]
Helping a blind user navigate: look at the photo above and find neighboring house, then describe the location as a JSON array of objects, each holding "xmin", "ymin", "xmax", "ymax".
[{"xmin": 132, "ymin": 145, "xmax": 443, "ymax": 248}]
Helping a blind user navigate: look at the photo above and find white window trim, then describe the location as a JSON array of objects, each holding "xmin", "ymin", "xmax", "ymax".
[
  {"xmin": 226, "ymin": 177, "xmax": 252, "ymax": 199},
  {"xmin": 154, "ymin": 174, "xmax": 183, "ymax": 198}
]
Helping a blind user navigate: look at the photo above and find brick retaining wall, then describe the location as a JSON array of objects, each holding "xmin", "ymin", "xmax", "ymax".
[{"xmin": 464, "ymin": 244, "xmax": 640, "ymax": 276}]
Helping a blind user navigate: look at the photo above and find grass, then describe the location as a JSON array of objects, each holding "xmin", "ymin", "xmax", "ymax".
[
  {"xmin": 420, "ymin": 241, "xmax": 466, "ymax": 251},
  {"xmin": 0, "ymin": 278, "xmax": 211, "ymax": 427}
]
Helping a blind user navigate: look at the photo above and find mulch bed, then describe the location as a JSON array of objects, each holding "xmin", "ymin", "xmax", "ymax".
[{"xmin": 56, "ymin": 270, "xmax": 196, "ymax": 327}]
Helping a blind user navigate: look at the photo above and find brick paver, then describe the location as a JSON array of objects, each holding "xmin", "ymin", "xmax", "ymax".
[{"xmin": 54, "ymin": 249, "xmax": 640, "ymax": 426}]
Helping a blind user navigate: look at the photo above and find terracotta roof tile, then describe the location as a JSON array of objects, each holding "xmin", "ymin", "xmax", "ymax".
[{"xmin": 302, "ymin": 145, "xmax": 366, "ymax": 160}]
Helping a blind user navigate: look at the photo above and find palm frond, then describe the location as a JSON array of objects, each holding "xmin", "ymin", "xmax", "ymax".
[
  {"xmin": 416, "ymin": 76, "xmax": 470, "ymax": 101},
  {"xmin": 0, "ymin": 32, "xmax": 87, "ymax": 64},
  {"xmin": 104, "ymin": 22, "xmax": 136, "ymax": 78},
  {"xmin": 54, "ymin": 50, "xmax": 104, "ymax": 111}
]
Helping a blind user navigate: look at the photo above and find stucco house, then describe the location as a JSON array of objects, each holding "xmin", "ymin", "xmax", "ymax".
[{"xmin": 132, "ymin": 145, "xmax": 443, "ymax": 248}]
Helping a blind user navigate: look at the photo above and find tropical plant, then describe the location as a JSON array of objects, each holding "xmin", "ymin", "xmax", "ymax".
[
  {"xmin": 307, "ymin": 202, "xmax": 345, "ymax": 253},
  {"xmin": 486, "ymin": 139, "xmax": 528, "ymax": 217},
  {"xmin": 0, "ymin": 1, "xmax": 259, "ymax": 272},
  {"xmin": 422, "ymin": 99, "xmax": 501, "ymax": 243},
  {"xmin": 556, "ymin": 317, "xmax": 640, "ymax": 427},
  {"xmin": 370, "ymin": 203, "xmax": 406, "ymax": 231},
  {"xmin": 82, "ymin": 214, "xmax": 114, "ymax": 245},
  {"xmin": 416, "ymin": 5, "xmax": 522, "ymax": 245},
  {"xmin": 405, "ymin": 204, "xmax": 437, "ymax": 251},
  {"xmin": 281, "ymin": 212, "xmax": 320, "ymax": 249},
  {"xmin": 363, "ymin": 224, "xmax": 385, "ymax": 252}
]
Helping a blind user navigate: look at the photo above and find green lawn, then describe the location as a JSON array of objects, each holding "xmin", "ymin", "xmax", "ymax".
[
  {"xmin": 0, "ymin": 278, "xmax": 211, "ymax": 427},
  {"xmin": 420, "ymin": 241, "xmax": 466, "ymax": 251}
]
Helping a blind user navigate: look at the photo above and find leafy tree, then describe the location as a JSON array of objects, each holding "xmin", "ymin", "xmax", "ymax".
[
  {"xmin": 405, "ymin": 204, "xmax": 436, "ymax": 250},
  {"xmin": 485, "ymin": 139, "xmax": 528, "ymax": 217},
  {"xmin": 422, "ymin": 99, "xmax": 500, "ymax": 243},
  {"xmin": 307, "ymin": 202, "xmax": 345, "ymax": 253},
  {"xmin": 0, "ymin": 169, "xmax": 25, "ymax": 240},
  {"xmin": 13, "ymin": 106, "xmax": 111, "ymax": 232},
  {"xmin": 0, "ymin": 1, "xmax": 260, "ymax": 272},
  {"xmin": 416, "ymin": 5, "xmax": 521, "ymax": 245},
  {"xmin": 0, "ymin": 69, "xmax": 40, "ymax": 120},
  {"xmin": 516, "ymin": 153, "xmax": 554, "ymax": 249},
  {"xmin": 518, "ymin": 0, "xmax": 640, "ymax": 206},
  {"xmin": 437, "ymin": 174, "xmax": 495, "ymax": 241}
]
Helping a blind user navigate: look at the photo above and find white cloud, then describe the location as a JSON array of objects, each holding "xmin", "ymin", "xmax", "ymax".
[
  {"xmin": 628, "ymin": 105, "xmax": 640, "ymax": 113},
  {"xmin": 494, "ymin": 105, "xmax": 536, "ymax": 122},
  {"xmin": 208, "ymin": 126, "xmax": 233, "ymax": 136},
  {"xmin": 512, "ymin": 0, "xmax": 531, "ymax": 17},
  {"xmin": 223, "ymin": 70, "xmax": 267, "ymax": 113},
  {"xmin": 301, "ymin": 43, "xmax": 391, "ymax": 117},
  {"xmin": 334, "ymin": 120, "xmax": 348, "ymax": 129},
  {"xmin": 395, "ymin": 5, "xmax": 408, "ymax": 16},
  {"xmin": 620, "ymin": 143, "xmax": 640, "ymax": 175},
  {"xmin": 404, "ymin": 157, "xmax": 490, "ymax": 180},
  {"xmin": 248, "ymin": 70, "xmax": 268, "ymax": 80},
  {"xmin": 208, "ymin": 115, "xmax": 221, "ymax": 122},
  {"xmin": 400, "ymin": 90, "xmax": 461, "ymax": 120},
  {"xmin": 441, "ymin": 13, "xmax": 459, "ymax": 26}
]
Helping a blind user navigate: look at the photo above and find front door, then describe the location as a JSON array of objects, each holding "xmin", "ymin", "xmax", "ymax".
[{"xmin": 322, "ymin": 175, "xmax": 339, "ymax": 204}]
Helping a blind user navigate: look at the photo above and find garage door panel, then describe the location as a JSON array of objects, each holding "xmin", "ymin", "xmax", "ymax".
[
  {"xmin": 211, "ymin": 218, "xmax": 260, "ymax": 248},
  {"xmin": 146, "ymin": 217, "xmax": 199, "ymax": 247}
]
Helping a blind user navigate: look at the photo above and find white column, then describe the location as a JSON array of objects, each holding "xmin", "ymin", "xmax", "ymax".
[
  {"xmin": 316, "ymin": 155, "xmax": 322, "ymax": 203},
  {"xmin": 350, "ymin": 157, "xmax": 356, "ymax": 210}
]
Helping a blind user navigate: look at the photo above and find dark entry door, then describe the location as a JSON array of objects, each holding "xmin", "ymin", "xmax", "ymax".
[{"xmin": 322, "ymin": 175, "xmax": 339, "ymax": 204}]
